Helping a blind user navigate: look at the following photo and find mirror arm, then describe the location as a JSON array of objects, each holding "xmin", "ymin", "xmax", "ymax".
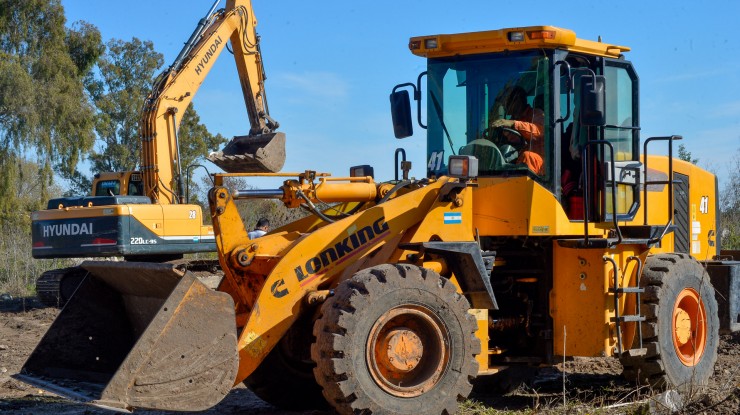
[{"xmin": 416, "ymin": 71, "xmax": 427, "ymax": 129}]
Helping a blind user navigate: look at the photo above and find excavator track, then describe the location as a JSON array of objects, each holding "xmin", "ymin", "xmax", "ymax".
[
  {"xmin": 36, "ymin": 267, "xmax": 87, "ymax": 308},
  {"xmin": 36, "ymin": 260, "xmax": 223, "ymax": 308}
]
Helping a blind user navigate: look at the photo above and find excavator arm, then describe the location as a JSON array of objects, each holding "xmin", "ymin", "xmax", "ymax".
[{"xmin": 141, "ymin": 0, "xmax": 285, "ymax": 204}]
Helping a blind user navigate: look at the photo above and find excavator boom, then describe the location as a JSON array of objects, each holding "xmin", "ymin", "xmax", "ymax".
[{"xmin": 142, "ymin": 0, "xmax": 284, "ymax": 203}]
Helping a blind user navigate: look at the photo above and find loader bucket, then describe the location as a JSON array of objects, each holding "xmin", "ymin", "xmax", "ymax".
[
  {"xmin": 207, "ymin": 131, "xmax": 286, "ymax": 173},
  {"xmin": 15, "ymin": 261, "xmax": 238, "ymax": 412}
]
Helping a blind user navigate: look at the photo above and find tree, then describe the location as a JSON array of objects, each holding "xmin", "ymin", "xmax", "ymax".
[
  {"xmin": 69, "ymin": 38, "xmax": 226, "ymax": 197},
  {"xmin": 85, "ymin": 38, "xmax": 164, "ymax": 175},
  {"xmin": 178, "ymin": 104, "xmax": 227, "ymax": 202},
  {"xmin": 720, "ymin": 148, "xmax": 739, "ymax": 250},
  {"xmin": 0, "ymin": 0, "xmax": 103, "ymax": 217},
  {"xmin": 677, "ymin": 144, "xmax": 698, "ymax": 164}
]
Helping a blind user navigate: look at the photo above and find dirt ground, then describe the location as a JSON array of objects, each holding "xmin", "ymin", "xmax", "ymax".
[{"xmin": 1, "ymin": 297, "xmax": 738, "ymax": 415}]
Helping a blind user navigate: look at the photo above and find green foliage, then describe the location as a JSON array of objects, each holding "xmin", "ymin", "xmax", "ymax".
[
  {"xmin": 85, "ymin": 38, "xmax": 164, "ymax": 175},
  {"xmin": 0, "ymin": 217, "xmax": 75, "ymax": 297},
  {"xmin": 677, "ymin": 144, "xmax": 699, "ymax": 164},
  {"xmin": 0, "ymin": 0, "xmax": 103, "ymax": 216},
  {"xmin": 65, "ymin": 38, "xmax": 226, "ymax": 198},
  {"xmin": 179, "ymin": 104, "xmax": 227, "ymax": 202}
]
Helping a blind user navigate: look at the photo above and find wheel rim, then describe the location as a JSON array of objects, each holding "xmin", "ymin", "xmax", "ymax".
[
  {"xmin": 671, "ymin": 288, "xmax": 707, "ymax": 366},
  {"xmin": 366, "ymin": 304, "xmax": 450, "ymax": 397}
]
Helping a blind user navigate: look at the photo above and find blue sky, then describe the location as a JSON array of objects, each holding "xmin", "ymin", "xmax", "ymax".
[{"xmin": 61, "ymin": 0, "xmax": 740, "ymax": 189}]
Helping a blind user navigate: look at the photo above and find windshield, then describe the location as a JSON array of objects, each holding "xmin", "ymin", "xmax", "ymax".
[
  {"xmin": 95, "ymin": 180, "xmax": 121, "ymax": 196},
  {"xmin": 426, "ymin": 52, "xmax": 551, "ymax": 178}
]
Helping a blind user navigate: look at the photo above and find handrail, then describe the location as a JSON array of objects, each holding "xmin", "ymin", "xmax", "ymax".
[
  {"xmin": 394, "ymin": 148, "xmax": 407, "ymax": 181},
  {"xmin": 642, "ymin": 135, "xmax": 682, "ymax": 244},
  {"xmin": 581, "ymin": 140, "xmax": 622, "ymax": 247}
]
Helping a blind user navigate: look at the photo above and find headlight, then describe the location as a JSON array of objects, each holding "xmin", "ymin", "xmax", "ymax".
[
  {"xmin": 349, "ymin": 165, "xmax": 374, "ymax": 178},
  {"xmin": 448, "ymin": 156, "xmax": 478, "ymax": 179}
]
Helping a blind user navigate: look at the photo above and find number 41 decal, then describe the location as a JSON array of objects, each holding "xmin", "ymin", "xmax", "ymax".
[
  {"xmin": 428, "ymin": 151, "xmax": 444, "ymax": 172},
  {"xmin": 699, "ymin": 196, "xmax": 709, "ymax": 214}
]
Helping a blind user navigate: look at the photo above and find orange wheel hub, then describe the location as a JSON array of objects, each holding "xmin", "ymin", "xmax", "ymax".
[
  {"xmin": 367, "ymin": 305, "xmax": 449, "ymax": 397},
  {"xmin": 671, "ymin": 288, "xmax": 707, "ymax": 366}
]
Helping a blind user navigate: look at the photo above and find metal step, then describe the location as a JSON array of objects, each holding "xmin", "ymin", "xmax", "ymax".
[
  {"xmin": 611, "ymin": 287, "xmax": 645, "ymax": 294},
  {"xmin": 611, "ymin": 315, "xmax": 646, "ymax": 323}
]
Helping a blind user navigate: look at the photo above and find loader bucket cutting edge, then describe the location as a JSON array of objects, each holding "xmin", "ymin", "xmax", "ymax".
[
  {"xmin": 208, "ymin": 131, "xmax": 286, "ymax": 173},
  {"xmin": 15, "ymin": 261, "xmax": 238, "ymax": 412}
]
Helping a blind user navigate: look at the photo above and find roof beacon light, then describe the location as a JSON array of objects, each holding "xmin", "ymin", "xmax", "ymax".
[
  {"xmin": 424, "ymin": 38, "xmax": 438, "ymax": 49},
  {"xmin": 508, "ymin": 31, "xmax": 525, "ymax": 42},
  {"xmin": 448, "ymin": 155, "xmax": 478, "ymax": 179},
  {"xmin": 528, "ymin": 30, "xmax": 555, "ymax": 40}
]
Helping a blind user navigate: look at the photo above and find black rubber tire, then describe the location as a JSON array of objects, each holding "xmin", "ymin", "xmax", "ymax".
[
  {"xmin": 621, "ymin": 253, "xmax": 719, "ymax": 392},
  {"xmin": 244, "ymin": 314, "xmax": 328, "ymax": 410},
  {"xmin": 311, "ymin": 263, "xmax": 480, "ymax": 415}
]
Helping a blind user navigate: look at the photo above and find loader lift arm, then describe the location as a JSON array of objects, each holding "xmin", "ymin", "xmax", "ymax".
[{"xmin": 141, "ymin": 0, "xmax": 284, "ymax": 204}]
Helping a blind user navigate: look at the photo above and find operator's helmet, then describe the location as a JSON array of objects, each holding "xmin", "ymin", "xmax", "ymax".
[{"xmin": 500, "ymin": 144, "xmax": 518, "ymax": 163}]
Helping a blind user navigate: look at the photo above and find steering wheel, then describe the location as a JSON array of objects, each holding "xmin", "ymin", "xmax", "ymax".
[{"xmin": 496, "ymin": 127, "xmax": 527, "ymax": 150}]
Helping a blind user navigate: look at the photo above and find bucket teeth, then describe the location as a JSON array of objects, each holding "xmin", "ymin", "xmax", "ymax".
[{"xmin": 208, "ymin": 131, "xmax": 285, "ymax": 173}]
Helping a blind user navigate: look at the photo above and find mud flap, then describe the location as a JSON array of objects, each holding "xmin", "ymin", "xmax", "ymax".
[
  {"xmin": 16, "ymin": 261, "xmax": 238, "ymax": 412},
  {"xmin": 207, "ymin": 132, "xmax": 286, "ymax": 173}
]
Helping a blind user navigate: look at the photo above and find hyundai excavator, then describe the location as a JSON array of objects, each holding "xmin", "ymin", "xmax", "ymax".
[
  {"xmin": 31, "ymin": 0, "xmax": 285, "ymax": 306},
  {"xmin": 19, "ymin": 25, "xmax": 739, "ymax": 415}
]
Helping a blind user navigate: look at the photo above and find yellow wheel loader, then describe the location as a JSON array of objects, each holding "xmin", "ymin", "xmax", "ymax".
[
  {"xmin": 32, "ymin": 0, "xmax": 285, "ymax": 306},
  {"xmin": 18, "ymin": 25, "xmax": 739, "ymax": 415}
]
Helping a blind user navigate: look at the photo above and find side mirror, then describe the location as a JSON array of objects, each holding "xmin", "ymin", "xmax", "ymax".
[
  {"xmin": 580, "ymin": 75, "xmax": 606, "ymax": 126},
  {"xmin": 390, "ymin": 90, "xmax": 413, "ymax": 138}
]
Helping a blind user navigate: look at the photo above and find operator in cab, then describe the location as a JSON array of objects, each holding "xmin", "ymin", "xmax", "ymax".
[{"xmin": 489, "ymin": 86, "xmax": 545, "ymax": 175}]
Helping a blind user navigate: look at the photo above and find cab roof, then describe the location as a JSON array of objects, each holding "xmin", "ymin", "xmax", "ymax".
[{"xmin": 409, "ymin": 26, "xmax": 630, "ymax": 59}]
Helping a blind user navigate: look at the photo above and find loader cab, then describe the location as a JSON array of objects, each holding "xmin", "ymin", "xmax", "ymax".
[
  {"xmin": 392, "ymin": 26, "xmax": 642, "ymax": 223},
  {"xmin": 423, "ymin": 51, "xmax": 552, "ymax": 182},
  {"xmin": 557, "ymin": 52, "xmax": 641, "ymax": 222}
]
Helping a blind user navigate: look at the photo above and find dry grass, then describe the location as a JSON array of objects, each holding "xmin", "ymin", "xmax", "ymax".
[{"xmin": 0, "ymin": 220, "xmax": 75, "ymax": 297}]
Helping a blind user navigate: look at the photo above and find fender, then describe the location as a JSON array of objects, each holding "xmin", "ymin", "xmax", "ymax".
[{"xmin": 401, "ymin": 241, "xmax": 498, "ymax": 310}]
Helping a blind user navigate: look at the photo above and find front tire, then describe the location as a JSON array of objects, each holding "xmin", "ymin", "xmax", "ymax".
[
  {"xmin": 621, "ymin": 253, "xmax": 719, "ymax": 391},
  {"xmin": 311, "ymin": 264, "xmax": 479, "ymax": 415}
]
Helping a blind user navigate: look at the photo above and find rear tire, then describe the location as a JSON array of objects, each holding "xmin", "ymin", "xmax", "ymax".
[
  {"xmin": 621, "ymin": 253, "xmax": 719, "ymax": 392},
  {"xmin": 311, "ymin": 264, "xmax": 479, "ymax": 415}
]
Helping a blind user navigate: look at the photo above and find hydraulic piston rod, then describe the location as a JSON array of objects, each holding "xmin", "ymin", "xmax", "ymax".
[{"xmin": 233, "ymin": 189, "xmax": 284, "ymax": 199}]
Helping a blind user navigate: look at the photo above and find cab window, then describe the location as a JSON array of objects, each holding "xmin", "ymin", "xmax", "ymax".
[
  {"xmin": 426, "ymin": 52, "xmax": 551, "ymax": 181},
  {"xmin": 95, "ymin": 180, "xmax": 121, "ymax": 196}
]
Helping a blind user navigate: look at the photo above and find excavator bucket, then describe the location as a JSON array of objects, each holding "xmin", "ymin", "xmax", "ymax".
[
  {"xmin": 15, "ymin": 261, "xmax": 238, "ymax": 412},
  {"xmin": 208, "ymin": 131, "xmax": 286, "ymax": 173}
]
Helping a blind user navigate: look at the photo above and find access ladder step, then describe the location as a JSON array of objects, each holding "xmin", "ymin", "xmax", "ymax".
[
  {"xmin": 610, "ymin": 287, "xmax": 645, "ymax": 294},
  {"xmin": 611, "ymin": 315, "xmax": 646, "ymax": 323}
]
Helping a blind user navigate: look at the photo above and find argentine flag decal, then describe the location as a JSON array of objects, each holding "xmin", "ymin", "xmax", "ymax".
[{"xmin": 443, "ymin": 212, "xmax": 462, "ymax": 224}]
